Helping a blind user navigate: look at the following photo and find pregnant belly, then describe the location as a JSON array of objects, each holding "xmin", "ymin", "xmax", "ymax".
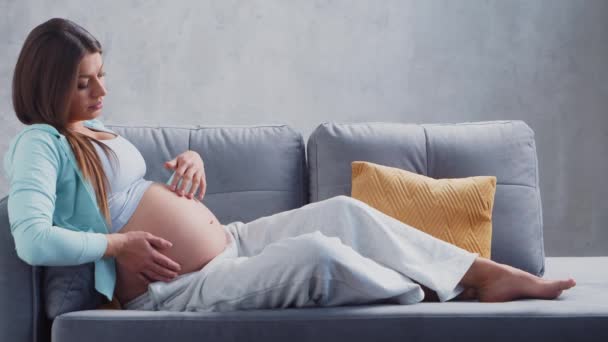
[{"xmin": 114, "ymin": 182, "xmax": 229, "ymax": 305}]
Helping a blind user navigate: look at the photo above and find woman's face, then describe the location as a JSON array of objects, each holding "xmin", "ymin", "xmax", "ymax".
[{"xmin": 67, "ymin": 52, "xmax": 106, "ymax": 125}]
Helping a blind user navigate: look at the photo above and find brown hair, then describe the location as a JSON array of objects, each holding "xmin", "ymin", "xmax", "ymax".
[{"xmin": 12, "ymin": 17, "xmax": 117, "ymax": 229}]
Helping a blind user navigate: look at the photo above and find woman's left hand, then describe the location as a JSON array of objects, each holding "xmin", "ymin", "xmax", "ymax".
[{"xmin": 164, "ymin": 150, "xmax": 206, "ymax": 201}]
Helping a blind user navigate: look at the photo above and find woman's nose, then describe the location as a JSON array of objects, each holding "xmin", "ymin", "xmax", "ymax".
[{"xmin": 93, "ymin": 82, "xmax": 107, "ymax": 98}]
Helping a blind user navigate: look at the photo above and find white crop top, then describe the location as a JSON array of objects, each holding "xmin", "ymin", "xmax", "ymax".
[{"xmin": 92, "ymin": 133, "xmax": 153, "ymax": 233}]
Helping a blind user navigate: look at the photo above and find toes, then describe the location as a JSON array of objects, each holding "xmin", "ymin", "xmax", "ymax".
[{"xmin": 562, "ymin": 278, "xmax": 576, "ymax": 289}]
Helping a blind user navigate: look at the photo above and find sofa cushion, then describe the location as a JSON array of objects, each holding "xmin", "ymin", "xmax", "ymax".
[
  {"xmin": 51, "ymin": 257, "xmax": 608, "ymax": 342},
  {"xmin": 0, "ymin": 195, "xmax": 48, "ymax": 342},
  {"xmin": 43, "ymin": 263, "xmax": 104, "ymax": 319},
  {"xmin": 351, "ymin": 160, "xmax": 496, "ymax": 259},
  {"xmin": 107, "ymin": 123, "xmax": 307, "ymax": 224},
  {"xmin": 307, "ymin": 121, "xmax": 545, "ymax": 276}
]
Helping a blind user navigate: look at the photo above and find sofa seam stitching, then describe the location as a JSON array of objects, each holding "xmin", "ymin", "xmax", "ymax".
[
  {"xmin": 299, "ymin": 132, "xmax": 306, "ymax": 206},
  {"xmin": 188, "ymin": 128, "xmax": 192, "ymax": 157},
  {"xmin": 423, "ymin": 126, "xmax": 429, "ymax": 176},
  {"xmin": 315, "ymin": 129, "xmax": 320, "ymax": 202},
  {"xmin": 531, "ymin": 123, "xmax": 546, "ymax": 275}
]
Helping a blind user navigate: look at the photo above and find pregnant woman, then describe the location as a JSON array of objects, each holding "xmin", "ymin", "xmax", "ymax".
[{"xmin": 4, "ymin": 18, "xmax": 576, "ymax": 312}]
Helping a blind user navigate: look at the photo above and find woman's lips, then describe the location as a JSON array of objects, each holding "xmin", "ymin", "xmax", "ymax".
[{"xmin": 89, "ymin": 102, "xmax": 103, "ymax": 110}]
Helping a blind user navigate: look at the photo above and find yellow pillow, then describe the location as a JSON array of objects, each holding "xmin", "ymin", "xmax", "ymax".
[{"xmin": 351, "ymin": 161, "xmax": 496, "ymax": 258}]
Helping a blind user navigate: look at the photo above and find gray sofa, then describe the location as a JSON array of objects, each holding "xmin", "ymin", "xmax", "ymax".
[{"xmin": 1, "ymin": 120, "xmax": 606, "ymax": 342}]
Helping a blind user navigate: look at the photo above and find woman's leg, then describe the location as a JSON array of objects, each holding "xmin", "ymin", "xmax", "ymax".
[
  {"xmin": 176, "ymin": 231, "xmax": 427, "ymax": 312},
  {"xmin": 226, "ymin": 195, "xmax": 576, "ymax": 303},
  {"xmin": 226, "ymin": 195, "xmax": 479, "ymax": 302}
]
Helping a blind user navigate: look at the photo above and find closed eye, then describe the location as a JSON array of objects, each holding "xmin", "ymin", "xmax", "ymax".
[{"xmin": 78, "ymin": 72, "xmax": 106, "ymax": 89}]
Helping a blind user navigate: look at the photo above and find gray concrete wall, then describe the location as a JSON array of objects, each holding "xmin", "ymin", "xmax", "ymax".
[{"xmin": 1, "ymin": 0, "xmax": 606, "ymax": 257}]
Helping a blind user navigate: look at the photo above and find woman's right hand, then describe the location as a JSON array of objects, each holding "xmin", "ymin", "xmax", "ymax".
[{"xmin": 113, "ymin": 231, "xmax": 182, "ymax": 283}]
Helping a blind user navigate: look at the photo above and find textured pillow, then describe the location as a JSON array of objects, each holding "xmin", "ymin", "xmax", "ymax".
[
  {"xmin": 351, "ymin": 161, "xmax": 497, "ymax": 258},
  {"xmin": 44, "ymin": 262, "xmax": 122, "ymax": 319},
  {"xmin": 43, "ymin": 263, "xmax": 105, "ymax": 319}
]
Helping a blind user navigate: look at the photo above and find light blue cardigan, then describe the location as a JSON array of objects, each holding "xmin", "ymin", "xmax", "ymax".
[{"xmin": 3, "ymin": 119, "xmax": 120, "ymax": 302}]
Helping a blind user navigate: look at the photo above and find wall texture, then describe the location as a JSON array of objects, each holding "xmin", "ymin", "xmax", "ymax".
[{"xmin": 1, "ymin": 0, "xmax": 606, "ymax": 256}]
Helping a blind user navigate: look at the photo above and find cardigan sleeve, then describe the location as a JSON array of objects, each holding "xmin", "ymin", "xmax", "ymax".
[{"xmin": 3, "ymin": 131, "xmax": 109, "ymax": 266}]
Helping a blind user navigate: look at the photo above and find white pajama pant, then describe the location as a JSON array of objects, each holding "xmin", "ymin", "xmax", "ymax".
[{"xmin": 123, "ymin": 195, "xmax": 479, "ymax": 312}]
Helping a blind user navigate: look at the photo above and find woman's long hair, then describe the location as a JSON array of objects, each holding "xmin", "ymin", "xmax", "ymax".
[{"xmin": 12, "ymin": 17, "xmax": 117, "ymax": 230}]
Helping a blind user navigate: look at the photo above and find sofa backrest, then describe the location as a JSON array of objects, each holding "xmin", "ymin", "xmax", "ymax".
[
  {"xmin": 0, "ymin": 124, "xmax": 307, "ymax": 342},
  {"xmin": 106, "ymin": 123, "xmax": 308, "ymax": 224},
  {"xmin": 307, "ymin": 120, "xmax": 545, "ymax": 277},
  {"xmin": 1, "ymin": 120, "xmax": 545, "ymax": 342}
]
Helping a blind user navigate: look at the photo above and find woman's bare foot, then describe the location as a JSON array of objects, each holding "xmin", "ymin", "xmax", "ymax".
[
  {"xmin": 475, "ymin": 262, "xmax": 577, "ymax": 302},
  {"xmin": 420, "ymin": 257, "xmax": 576, "ymax": 303}
]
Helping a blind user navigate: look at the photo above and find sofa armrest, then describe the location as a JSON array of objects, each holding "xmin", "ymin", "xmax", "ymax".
[{"xmin": 0, "ymin": 195, "xmax": 50, "ymax": 342}]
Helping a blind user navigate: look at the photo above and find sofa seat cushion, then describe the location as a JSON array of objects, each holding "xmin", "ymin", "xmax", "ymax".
[{"xmin": 53, "ymin": 257, "xmax": 608, "ymax": 342}]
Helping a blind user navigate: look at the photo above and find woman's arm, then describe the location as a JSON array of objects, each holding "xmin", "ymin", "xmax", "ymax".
[
  {"xmin": 103, "ymin": 233, "xmax": 126, "ymax": 258},
  {"xmin": 4, "ymin": 130, "xmax": 109, "ymax": 266}
]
